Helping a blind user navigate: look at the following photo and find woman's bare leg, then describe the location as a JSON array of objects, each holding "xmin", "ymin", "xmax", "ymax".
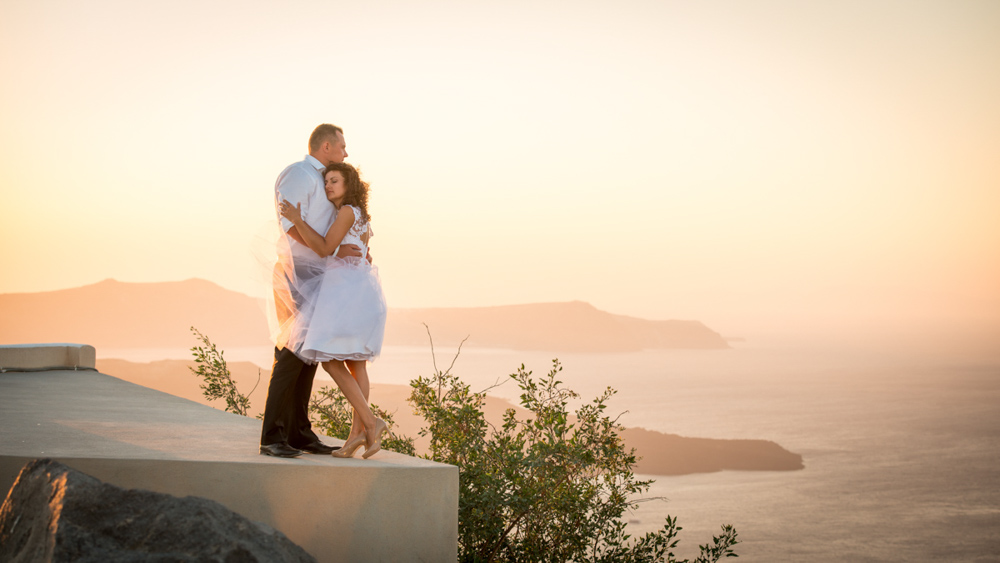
[
  {"xmin": 322, "ymin": 360, "xmax": 377, "ymax": 433},
  {"xmin": 346, "ymin": 360, "xmax": 386, "ymax": 454},
  {"xmin": 344, "ymin": 361, "xmax": 370, "ymax": 443}
]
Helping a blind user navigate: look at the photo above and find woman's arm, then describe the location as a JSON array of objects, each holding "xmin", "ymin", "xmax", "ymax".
[{"xmin": 279, "ymin": 201, "xmax": 354, "ymax": 257}]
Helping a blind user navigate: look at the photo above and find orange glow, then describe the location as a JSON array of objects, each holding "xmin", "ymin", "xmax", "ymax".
[{"xmin": 1, "ymin": 0, "xmax": 998, "ymax": 342}]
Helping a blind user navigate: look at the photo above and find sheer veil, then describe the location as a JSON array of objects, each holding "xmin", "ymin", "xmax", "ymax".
[{"xmin": 251, "ymin": 220, "xmax": 325, "ymax": 353}]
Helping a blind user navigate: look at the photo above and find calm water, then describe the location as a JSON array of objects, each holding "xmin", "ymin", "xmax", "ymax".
[{"xmin": 104, "ymin": 338, "xmax": 1000, "ymax": 562}]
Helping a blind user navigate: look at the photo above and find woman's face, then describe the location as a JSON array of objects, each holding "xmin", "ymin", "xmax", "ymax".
[{"xmin": 325, "ymin": 170, "xmax": 347, "ymax": 203}]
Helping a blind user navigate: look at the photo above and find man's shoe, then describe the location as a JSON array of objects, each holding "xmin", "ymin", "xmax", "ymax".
[
  {"xmin": 259, "ymin": 443, "xmax": 302, "ymax": 458},
  {"xmin": 296, "ymin": 441, "xmax": 338, "ymax": 454}
]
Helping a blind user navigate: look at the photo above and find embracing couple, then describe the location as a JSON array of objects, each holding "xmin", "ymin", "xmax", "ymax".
[{"xmin": 259, "ymin": 124, "xmax": 388, "ymax": 460}]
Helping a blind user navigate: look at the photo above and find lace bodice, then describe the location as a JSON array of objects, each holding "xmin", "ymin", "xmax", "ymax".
[{"xmin": 340, "ymin": 205, "xmax": 371, "ymax": 256}]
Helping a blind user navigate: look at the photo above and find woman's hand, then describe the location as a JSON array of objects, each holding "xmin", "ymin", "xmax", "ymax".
[{"xmin": 279, "ymin": 199, "xmax": 303, "ymax": 224}]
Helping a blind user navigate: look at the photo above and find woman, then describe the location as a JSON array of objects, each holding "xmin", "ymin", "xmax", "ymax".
[{"xmin": 279, "ymin": 162, "xmax": 387, "ymax": 459}]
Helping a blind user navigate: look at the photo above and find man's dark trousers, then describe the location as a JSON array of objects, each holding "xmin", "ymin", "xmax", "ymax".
[{"xmin": 260, "ymin": 346, "xmax": 320, "ymax": 447}]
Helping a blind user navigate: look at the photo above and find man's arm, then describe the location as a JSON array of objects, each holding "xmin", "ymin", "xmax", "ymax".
[
  {"xmin": 285, "ymin": 224, "xmax": 362, "ymax": 258},
  {"xmin": 275, "ymin": 167, "xmax": 312, "ymax": 235}
]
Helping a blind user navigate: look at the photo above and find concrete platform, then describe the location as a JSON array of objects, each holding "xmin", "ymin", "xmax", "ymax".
[{"xmin": 0, "ymin": 346, "xmax": 458, "ymax": 562}]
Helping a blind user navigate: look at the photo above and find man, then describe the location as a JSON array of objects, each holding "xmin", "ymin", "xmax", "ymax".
[{"xmin": 259, "ymin": 123, "xmax": 361, "ymax": 458}]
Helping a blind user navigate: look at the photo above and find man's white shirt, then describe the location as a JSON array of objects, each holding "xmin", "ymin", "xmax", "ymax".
[{"xmin": 275, "ymin": 155, "xmax": 335, "ymax": 259}]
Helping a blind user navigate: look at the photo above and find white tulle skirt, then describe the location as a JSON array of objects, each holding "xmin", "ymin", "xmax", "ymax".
[{"xmin": 285, "ymin": 255, "xmax": 387, "ymax": 363}]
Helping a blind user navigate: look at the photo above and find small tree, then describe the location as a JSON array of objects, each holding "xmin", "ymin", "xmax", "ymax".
[
  {"xmin": 188, "ymin": 327, "xmax": 258, "ymax": 417},
  {"xmin": 409, "ymin": 335, "xmax": 738, "ymax": 562}
]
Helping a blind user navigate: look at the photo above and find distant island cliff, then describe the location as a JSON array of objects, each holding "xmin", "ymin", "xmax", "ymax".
[
  {"xmin": 1, "ymin": 279, "xmax": 730, "ymax": 352},
  {"xmin": 388, "ymin": 301, "xmax": 729, "ymax": 351}
]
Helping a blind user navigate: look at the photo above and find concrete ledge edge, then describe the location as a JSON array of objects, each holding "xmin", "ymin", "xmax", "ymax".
[{"xmin": 0, "ymin": 343, "xmax": 97, "ymax": 371}]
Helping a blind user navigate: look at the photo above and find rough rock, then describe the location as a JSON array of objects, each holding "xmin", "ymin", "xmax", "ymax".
[{"xmin": 0, "ymin": 459, "xmax": 315, "ymax": 563}]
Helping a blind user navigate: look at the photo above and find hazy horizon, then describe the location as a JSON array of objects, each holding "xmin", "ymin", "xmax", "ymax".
[{"xmin": 3, "ymin": 276, "xmax": 997, "ymax": 355}]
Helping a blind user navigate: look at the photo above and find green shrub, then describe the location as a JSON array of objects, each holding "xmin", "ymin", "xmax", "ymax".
[{"xmin": 409, "ymin": 354, "xmax": 738, "ymax": 563}]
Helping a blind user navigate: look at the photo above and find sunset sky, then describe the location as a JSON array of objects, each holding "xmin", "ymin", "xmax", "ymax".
[{"xmin": 2, "ymin": 0, "xmax": 998, "ymax": 340}]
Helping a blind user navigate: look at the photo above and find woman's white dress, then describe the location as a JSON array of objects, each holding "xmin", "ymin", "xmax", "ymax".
[{"xmin": 287, "ymin": 205, "xmax": 386, "ymax": 362}]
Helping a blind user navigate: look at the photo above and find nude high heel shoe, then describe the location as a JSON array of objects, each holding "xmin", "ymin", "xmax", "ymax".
[
  {"xmin": 331, "ymin": 434, "xmax": 366, "ymax": 458},
  {"xmin": 362, "ymin": 418, "xmax": 388, "ymax": 459}
]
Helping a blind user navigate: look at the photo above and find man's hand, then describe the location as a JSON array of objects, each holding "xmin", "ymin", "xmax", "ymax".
[{"xmin": 336, "ymin": 244, "xmax": 363, "ymax": 259}]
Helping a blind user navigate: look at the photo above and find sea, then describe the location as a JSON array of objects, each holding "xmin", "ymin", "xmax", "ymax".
[{"xmin": 103, "ymin": 334, "xmax": 1000, "ymax": 562}]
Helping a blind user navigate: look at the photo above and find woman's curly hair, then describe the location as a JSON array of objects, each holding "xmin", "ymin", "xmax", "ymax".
[{"xmin": 324, "ymin": 162, "xmax": 371, "ymax": 224}]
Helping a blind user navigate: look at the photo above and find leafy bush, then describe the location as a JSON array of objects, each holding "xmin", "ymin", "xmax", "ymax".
[{"xmin": 409, "ymin": 354, "xmax": 739, "ymax": 563}]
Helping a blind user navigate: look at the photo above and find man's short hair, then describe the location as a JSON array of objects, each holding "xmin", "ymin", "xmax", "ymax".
[{"xmin": 309, "ymin": 124, "xmax": 344, "ymax": 153}]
